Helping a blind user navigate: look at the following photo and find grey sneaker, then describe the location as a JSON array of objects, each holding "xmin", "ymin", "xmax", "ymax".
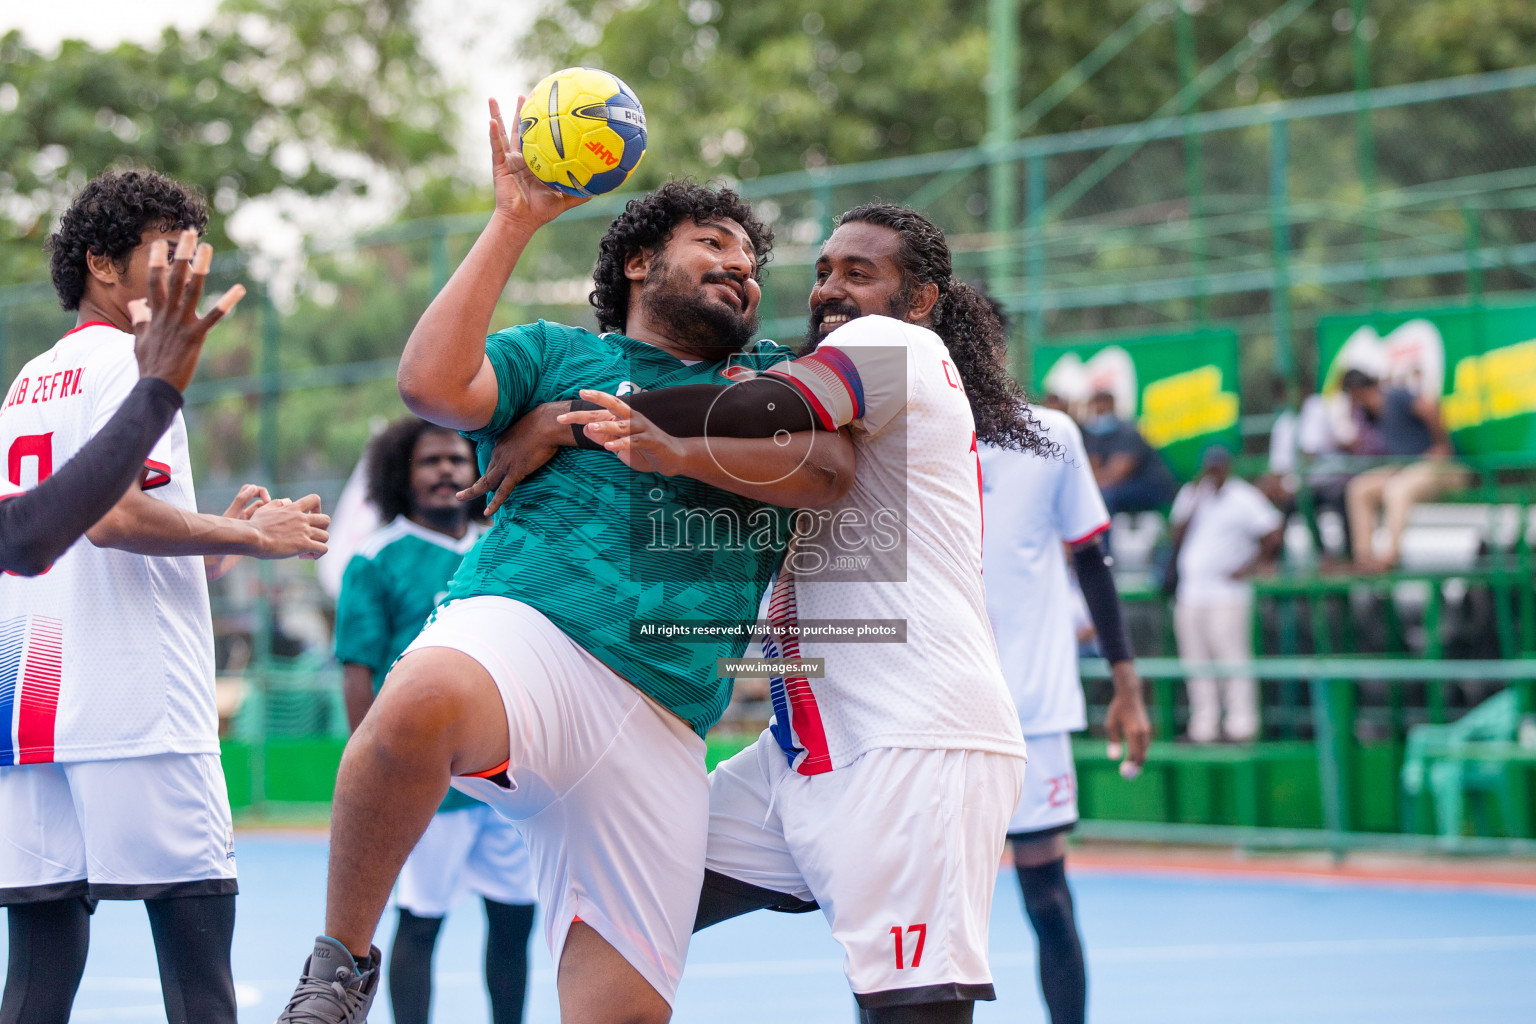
[{"xmin": 275, "ymin": 936, "xmax": 380, "ymax": 1023}]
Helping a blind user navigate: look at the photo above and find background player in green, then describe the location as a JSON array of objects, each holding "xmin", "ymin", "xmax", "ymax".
[
  {"xmin": 277, "ymin": 97, "xmax": 854, "ymax": 1024},
  {"xmin": 334, "ymin": 416, "xmax": 536, "ymax": 1024}
]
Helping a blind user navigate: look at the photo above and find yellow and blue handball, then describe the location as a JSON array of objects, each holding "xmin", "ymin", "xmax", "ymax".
[{"xmin": 518, "ymin": 67, "xmax": 648, "ymax": 198}]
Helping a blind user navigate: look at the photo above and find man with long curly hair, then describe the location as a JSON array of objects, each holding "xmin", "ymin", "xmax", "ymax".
[
  {"xmin": 334, "ymin": 417, "xmax": 535, "ymax": 1024},
  {"xmin": 276, "ymin": 100, "xmax": 855, "ymax": 1024}
]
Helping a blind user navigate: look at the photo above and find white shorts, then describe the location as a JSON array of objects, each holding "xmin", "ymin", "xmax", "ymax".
[
  {"xmin": 705, "ymin": 731, "xmax": 1025, "ymax": 1007},
  {"xmin": 395, "ymin": 803, "xmax": 537, "ymax": 918},
  {"xmin": 1006, "ymin": 732, "xmax": 1078, "ymax": 838},
  {"xmin": 0, "ymin": 752, "xmax": 236, "ymax": 904},
  {"xmin": 402, "ymin": 596, "xmax": 708, "ymax": 1007}
]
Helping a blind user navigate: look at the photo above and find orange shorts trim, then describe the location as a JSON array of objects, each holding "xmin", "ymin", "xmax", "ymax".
[{"xmin": 460, "ymin": 759, "xmax": 511, "ymax": 780}]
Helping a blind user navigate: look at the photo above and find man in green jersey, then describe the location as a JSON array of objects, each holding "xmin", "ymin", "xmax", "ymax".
[
  {"xmin": 334, "ymin": 416, "xmax": 535, "ymax": 1024},
  {"xmin": 277, "ymin": 99, "xmax": 855, "ymax": 1024}
]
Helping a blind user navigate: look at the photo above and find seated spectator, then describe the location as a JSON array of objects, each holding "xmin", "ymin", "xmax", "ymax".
[
  {"xmin": 1258, "ymin": 371, "xmax": 1360, "ymax": 562},
  {"xmin": 1297, "ymin": 385, "xmax": 1360, "ymax": 560},
  {"xmin": 1341, "ymin": 369, "xmax": 1469, "ymax": 573},
  {"xmin": 1081, "ymin": 390, "xmax": 1178, "ymax": 516},
  {"xmin": 1169, "ymin": 446, "xmax": 1284, "ymax": 743}
]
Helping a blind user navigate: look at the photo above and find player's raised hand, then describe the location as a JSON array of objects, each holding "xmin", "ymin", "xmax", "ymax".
[
  {"xmin": 457, "ymin": 401, "xmax": 570, "ymax": 517},
  {"xmin": 249, "ymin": 493, "xmax": 330, "ymax": 560},
  {"xmin": 488, "ymin": 96, "xmax": 588, "ymax": 231},
  {"xmin": 131, "ymin": 230, "xmax": 246, "ymax": 393},
  {"xmin": 1105, "ymin": 661, "xmax": 1152, "ymax": 779},
  {"xmin": 562, "ymin": 389, "xmax": 688, "ymax": 476}
]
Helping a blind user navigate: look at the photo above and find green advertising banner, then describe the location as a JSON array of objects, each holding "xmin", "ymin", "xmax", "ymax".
[
  {"xmin": 1316, "ymin": 305, "xmax": 1536, "ymax": 458},
  {"xmin": 1033, "ymin": 329, "xmax": 1241, "ymax": 479}
]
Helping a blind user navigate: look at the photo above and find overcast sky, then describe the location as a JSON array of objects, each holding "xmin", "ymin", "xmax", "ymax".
[
  {"xmin": 2, "ymin": 0, "xmax": 541, "ymax": 156},
  {"xmin": 3, "ymin": 0, "xmax": 543, "ymax": 259}
]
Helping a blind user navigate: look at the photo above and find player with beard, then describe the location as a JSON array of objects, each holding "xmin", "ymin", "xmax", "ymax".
[
  {"xmin": 470, "ymin": 205, "xmax": 1057, "ymax": 1022},
  {"xmin": 276, "ymin": 100, "xmax": 856, "ymax": 1024},
  {"xmin": 334, "ymin": 418, "xmax": 535, "ymax": 1024}
]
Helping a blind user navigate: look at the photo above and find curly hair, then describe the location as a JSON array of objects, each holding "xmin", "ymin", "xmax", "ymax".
[
  {"xmin": 590, "ymin": 181, "xmax": 773, "ymax": 333},
  {"xmin": 45, "ymin": 170, "xmax": 209, "ymax": 312},
  {"xmin": 365, "ymin": 417, "xmax": 485, "ymax": 524},
  {"xmin": 834, "ymin": 204, "xmax": 1057, "ymax": 457}
]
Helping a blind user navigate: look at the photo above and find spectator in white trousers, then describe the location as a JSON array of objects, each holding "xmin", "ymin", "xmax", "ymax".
[{"xmin": 1169, "ymin": 446, "xmax": 1285, "ymax": 743}]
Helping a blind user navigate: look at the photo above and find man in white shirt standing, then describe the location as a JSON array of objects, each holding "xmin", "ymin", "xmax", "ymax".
[
  {"xmin": 1169, "ymin": 446, "xmax": 1284, "ymax": 743},
  {"xmin": 0, "ymin": 171, "xmax": 329, "ymax": 1024},
  {"xmin": 979, "ymin": 402, "xmax": 1151, "ymax": 1024}
]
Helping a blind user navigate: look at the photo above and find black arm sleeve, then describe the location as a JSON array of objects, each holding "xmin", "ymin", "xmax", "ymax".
[
  {"xmin": 0, "ymin": 377, "xmax": 183, "ymax": 576},
  {"xmin": 1071, "ymin": 538, "xmax": 1135, "ymax": 665},
  {"xmin": 570, "ymin": 378, "xmax": 819, "ymax": 451}
]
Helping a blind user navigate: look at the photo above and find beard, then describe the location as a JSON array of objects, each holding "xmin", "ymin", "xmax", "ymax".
[
  {"xmin": 412, "ymin": 499, "xmax": 468, "ymax": 533},
  {"xmin": 803, "ymin": 291, "xmax": 912, "ymax": 352},
  {"xmin": 639, "ymin": 258, "xmax": 758, "ymax": 360}
]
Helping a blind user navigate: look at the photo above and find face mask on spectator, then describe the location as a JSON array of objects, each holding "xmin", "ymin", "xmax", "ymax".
[{"xmin": 1083, "ymin": 412, "xmax": 1119, "ymax": 434}]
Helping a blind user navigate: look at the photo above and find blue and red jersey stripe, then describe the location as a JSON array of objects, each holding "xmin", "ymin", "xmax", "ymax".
[
  {"xmin": 0, "ymin": 615, "xmax": 63, "ymax": 766},
  {"xmin": 763, "ymin": 570, "xmax": 833, "ymax": 776}
]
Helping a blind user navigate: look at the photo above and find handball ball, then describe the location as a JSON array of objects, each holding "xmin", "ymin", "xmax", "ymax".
[{"xmin": 517, "ymin": 67, "xmax": 648, "ymax": 198}]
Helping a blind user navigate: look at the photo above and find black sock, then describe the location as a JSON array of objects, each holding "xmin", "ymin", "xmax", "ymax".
[
  {"xmin": 143, "ymin": 893, "xmax": 238, "ymax": 1024},
  {"xmin": 1017, "ymin": 858, "xmax": 1086, "ymax": 1024},
  {"xmin": 1, "ymin": 898, "xmax": 92, "ymax": 1024},
  {"xmin": 389, "ymin": 908, "xmax": 445, "ymax": 1024},
  {"xmin": 483, "ymin": 899, "xmax": 535, "ymax": 1024}
]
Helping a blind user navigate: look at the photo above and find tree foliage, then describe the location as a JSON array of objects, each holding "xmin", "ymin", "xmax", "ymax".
[
  {"xmin": 521, "ymin": 0, "xmax": 1536, "ymax": 187},
  {"xmin": 0, "ymin": 0, "xmax": 461, "ymax": 281}
]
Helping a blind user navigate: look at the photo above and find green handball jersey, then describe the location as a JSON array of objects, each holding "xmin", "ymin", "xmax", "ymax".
[
  {"xmin": 445, "ymin": 320, "xmax": 794, "ymax": 737},
  {"xmin": 336, "ymin": 517, "xmax": 484, "ymax": 811}
]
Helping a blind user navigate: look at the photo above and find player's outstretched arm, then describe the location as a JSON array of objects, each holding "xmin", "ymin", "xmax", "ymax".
[
  {"xmin": 0, "ymin": 232, "xmax": 245, "ymax": 576},
  {"xmin": 87, "ymin": 489, "xmax": 329, "ymax": 560},
  {"xmin": 398, "ymin": 97, "xmax": 587, "ymax": 431}
]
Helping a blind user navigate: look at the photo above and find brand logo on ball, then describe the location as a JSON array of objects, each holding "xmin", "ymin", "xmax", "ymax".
[{"xmin": 585, "ymin": 140, "xmax": 620, "ymax": 167}]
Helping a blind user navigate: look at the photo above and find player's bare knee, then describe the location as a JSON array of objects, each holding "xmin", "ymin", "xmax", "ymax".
[{"xmin": 367, "ymin": 663, "xmax": 472, "ymax": 753}]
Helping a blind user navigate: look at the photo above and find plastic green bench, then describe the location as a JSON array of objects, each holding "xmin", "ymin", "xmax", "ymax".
[{"xmin": 1399, "ymin": 689, "xmax": 1528, "ymax": 839}]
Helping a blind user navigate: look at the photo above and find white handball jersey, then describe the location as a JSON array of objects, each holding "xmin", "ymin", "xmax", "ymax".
[
  {"xmin": 978, "ymin": 408, "xmax": 1111, "ymax": 735},
  {"xmin": 0, "ymin": 322, "xmax": 216, "ymax": 765},
  {"xmin": 758, "ymin": 315, "xmax": 1025, "ymax": 774}
]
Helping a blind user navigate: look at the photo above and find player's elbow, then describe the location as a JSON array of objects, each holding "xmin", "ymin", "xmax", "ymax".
[
  {"xmin": 396, "ymin": 366, "xmax": 442, "ymax": 421},
  {"xmin": 0, "ymin": 538, "xmax": 57, "ymax": 578},
  {"xmin": 85, "ymin": 506, "xmax": 134, "ymax": 550},
  {"xmin": 797, "ymin": 433, "xmax": 857, "ymax": 507}
]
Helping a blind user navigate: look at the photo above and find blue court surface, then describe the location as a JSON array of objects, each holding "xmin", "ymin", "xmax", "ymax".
[{"xmin": 6, "ymin": 833, "xmax": 1533, "ymax": 1023}]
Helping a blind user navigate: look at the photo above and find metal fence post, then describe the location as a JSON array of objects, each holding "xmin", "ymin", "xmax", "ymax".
[
  {"xmin": 1021, "ymin": 152, "xmax": 1047, "ymax": 384},
  {"xmin": 986, "ymin": 0, "xmax": 1020, "ymax": 300},
  {"xmin": 253, "ymin": 290, "xmax": 281, "ymax": 813},
  {"xmin": 1351, "ymin": 0, "xmax": 1381, "ymax": 307},
  {"xmin": 1310, "ymin": 677, "xmax": 1353, "ymax": 861},
  {"xmin": 429, "ymin": 223, "xmax": 450, "ymax": 297},
  {"xmin": 1269, "ymin": 117, "xmax": 1294, "ymax": 386},
  {"xmin": 1177, "ymin": 3, "xmax": 1209, "ymax": 325}
]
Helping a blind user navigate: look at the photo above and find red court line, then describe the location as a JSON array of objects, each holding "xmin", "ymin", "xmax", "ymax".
[{"xmin": 1066, "ymin": 846, "xmax": 1536, "ymax": 892}]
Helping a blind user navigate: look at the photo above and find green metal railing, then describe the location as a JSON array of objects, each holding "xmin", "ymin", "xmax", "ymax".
[{"xmin": 1079, "ymin": 657, "xmax": 1536, "ymax": 857}]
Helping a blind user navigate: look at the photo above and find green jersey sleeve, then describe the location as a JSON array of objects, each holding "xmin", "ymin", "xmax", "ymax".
[
  {"xmin": 465, "ymin": 321, "xmax": 549, "ymax": 444},
  {"xmin": 334, "ymin": 554, "xmax": 390, "ymax": 678}
]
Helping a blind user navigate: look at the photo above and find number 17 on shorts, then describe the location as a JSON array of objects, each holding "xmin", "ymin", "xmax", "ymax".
[{"xmin": 890, "ymin": 923, "xmax": 927, "ymax": 971}]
